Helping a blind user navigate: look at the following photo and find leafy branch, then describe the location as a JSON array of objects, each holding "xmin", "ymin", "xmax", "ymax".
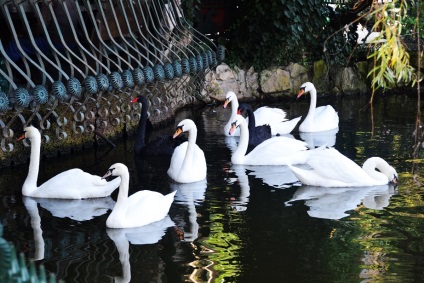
[{"xmin": 367, "ymin": 0, "xmax": 418, "ymax": 96}]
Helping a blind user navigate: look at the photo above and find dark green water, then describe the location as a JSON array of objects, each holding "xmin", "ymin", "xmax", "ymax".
[{"xmin": 1, "ymin": 93, "xmax": 424, "ymax": 282}]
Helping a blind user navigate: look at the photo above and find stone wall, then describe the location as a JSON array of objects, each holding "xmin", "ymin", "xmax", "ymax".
[{"xmin": 202, "ymin": 60, "xmax": 370, "ymax": 102}]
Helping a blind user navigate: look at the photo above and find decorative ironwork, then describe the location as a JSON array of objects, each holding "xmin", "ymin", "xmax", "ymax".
[{"xmin": 0, "ymin": 0, "xmax": 225, "ymax": 165}]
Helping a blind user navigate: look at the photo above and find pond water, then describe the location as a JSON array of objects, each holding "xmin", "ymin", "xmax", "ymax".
[{"xmin": 1, "ymin": 92, "xmax": 424, "ymax": 282}]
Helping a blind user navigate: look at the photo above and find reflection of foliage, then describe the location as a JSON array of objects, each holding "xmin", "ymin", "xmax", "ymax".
[{"xmin": 197, "ymin": 211, "xmax": 243, "ymax": 282}]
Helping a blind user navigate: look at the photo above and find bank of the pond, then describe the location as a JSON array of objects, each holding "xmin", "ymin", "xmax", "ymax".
[{"xmin": 3, "ymin": 59, "xmax": 420, "ymax": 169}]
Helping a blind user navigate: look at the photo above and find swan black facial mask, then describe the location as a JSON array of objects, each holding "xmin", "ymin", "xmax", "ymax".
[
  {"xmin": 229, "ymin": 120, "xmax": 238, "ymax": 135},
  {"xmin": 102, "ymin": 167, "xmax": 115, "ymax": 179}
]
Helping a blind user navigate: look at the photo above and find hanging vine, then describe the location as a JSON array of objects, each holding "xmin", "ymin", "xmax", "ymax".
[{"xmin": 367, "ymin": 0, "xmax": 418, "ymax": 100}]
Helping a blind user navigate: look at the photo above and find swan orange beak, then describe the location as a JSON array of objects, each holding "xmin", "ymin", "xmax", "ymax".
[
  {"xmin": 173, "ymin": 128, "xmax": 183, "ymax": 139},
  {"xmin": 17, "ymin": 134, "xmax": 26, "ymax": 141},
  {"xmin": 223, "ymin": 99, "xmax": 230, "ymax": 108},
  {"xmin": 297, "ymin": 88, "xmax": 305, "ymax": 99}
]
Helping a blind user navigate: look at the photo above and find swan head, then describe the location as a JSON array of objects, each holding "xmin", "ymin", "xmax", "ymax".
[
  {"xmin": 130, "ymin": 95, "xmax": 148, "ymax": 105},
  {"xmin": 363, "ymin": 157, "xmax": 399, "ymax": 185},
  {"xmin": 17, "ymin": 125, "xmax": 40, "ymax": 141},
  {"xmin": 102, "ymin": 163, "xmax": 128, "ymax": 179},
  {"xmin": 173, "ymin": 119, "xmax": 196, "ymax": 138},
  {"xmin": 237, "ymin": 103, "xmax": 252, "ymax": 117},
  {"xmin": 229, "ymin": 114, "xmax": 245, "ymax": 135},
  {"xmin": 297, "ymin": 82, "xmax": 315, "ymax": 99},
  {"xmin": 223, "ymin": 91, "xmax": 236, "ymax": 108},
  {"xmin": 382, "ymin": 165, "xmax": 398, "ymax": 185}
]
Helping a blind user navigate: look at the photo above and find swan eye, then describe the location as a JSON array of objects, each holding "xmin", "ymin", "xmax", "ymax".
[{"xmin": 231, "ymin": 120, "xmax": 237, "ymax": 127}]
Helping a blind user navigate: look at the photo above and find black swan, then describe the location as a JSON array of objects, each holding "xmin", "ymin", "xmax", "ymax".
[
  {"xmin": 237, "ymin": 103, "xmax": 272, "ymax": 147},
  {"xmin": 131, "ymin": 95, "xmax": 186, "ymax": 156}
]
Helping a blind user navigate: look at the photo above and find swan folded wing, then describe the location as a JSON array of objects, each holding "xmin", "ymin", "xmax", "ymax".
[
  {"xmin": 125, "ymin": 191, "xmax": 172, "ymax": 225},
  {"xmin": 168, "ymin": 142, "xmax": 188, "ymax": 174},
  {"xmin": 270, "ymin": 116, "xmax": 302, "ymax": 135},
  {"xmin": 314, "ymin": 106, "xmax": 339, "ymax": 127},
  {"xmin": 179, "ymin": 146, "xmax": 207, "ymax": 182},
  {"xmin": 306, "ymin": 149, "xmax": 371, "ymax": 184},
  {"xmin": 37, "ymin": 169, "xmax": 120, "ymax": 199},
  {"xmin": 254, "ymin": 107, "xmax": 288, "ymax": 126},
  {"xmin": 246, "ymin": 137, "xmax": 308, "ymax": 165}
]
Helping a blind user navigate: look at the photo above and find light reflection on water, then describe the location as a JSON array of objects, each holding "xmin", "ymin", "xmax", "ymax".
[{"xmin": 1, "ymin": 94, "xmax": 424, "ymax": 282}]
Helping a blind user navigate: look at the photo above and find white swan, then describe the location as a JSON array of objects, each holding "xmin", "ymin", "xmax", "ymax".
[
  {"xmin": 229, "ymin": 114, "xmax": 310, "ymax": 165},
  {"xmin": 167, "ymin": 119, "xmax": 207, "ymax": 183},
  {"xmin": 297, "ymin": 82, "xmax": 339, "ymax": 132},
  {"xmin": 18, "ymin": 126, "xmax": 121, "ymax": 199},
  {"xmin": 223, "ymin": 91, "xmax": 294, "ymax": 136},
  {"xmin": 287, "ymin": 147, "xmax": 398, "ymax": 187},
  {"xmin": 102, "ymin": 163, "xmax": 176, "ymax": 228}
]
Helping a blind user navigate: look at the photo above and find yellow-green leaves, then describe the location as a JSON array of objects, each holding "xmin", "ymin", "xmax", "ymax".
[{"xmin": 367, "ymin": 0, "xmax": 417, "ymax": 90}]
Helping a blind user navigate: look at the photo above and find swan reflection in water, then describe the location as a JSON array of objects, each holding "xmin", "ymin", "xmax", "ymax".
[
  {"xmin": 299, "ymin": 127, "xmax": 339, "ymax": 148},
  {"xmin": 285, "ymin": 184, "xmax": 397, "ymax": 220},
  {"xmin": 226, "ymin": 164, "xmax": 304, "ymax": 211},
  {"xmin": 106, "ymin": 216, "xmax": 175, "ymax": 283},
  {"xmin": 170, "ymin": 179, "xmax": 207, "ymax": 242},
  {"xmin": 23, "ymin": 196, "xmax": 116, "ymax": 260}
]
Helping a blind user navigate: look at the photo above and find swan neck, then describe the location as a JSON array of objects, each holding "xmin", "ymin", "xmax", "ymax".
[
  {"xmin": 362, "ymin": 157, "xmax": 389, "ymax": 182},
  {"xmin": 246, "ymin": 108, "xmax": 256, "ymax": 131},
  {"xmin": 231, "ymin": 98, "xmax": 239, "ymax": 117},
  {"xmin": 23, "ymin": 135, "xmax": 41, "ymax": 195},
  {"xmin": 134, "ymin": 97, "xmax": 148, "ymax": 154},
  {"xmin": 112, "ymin": 171, "xmax": 130, "ymax": 218},
  {"xmin": 306, "ymin": 87, "xmax": 317, "ymax": 120},
  {"xmin": 187, "ymin": 127, "xmax": 197, "ymax": 145},
  {"xmin": 179, "ymin": 126, "xmax": 198, "ymax": 176},
  {"xmin": 233, "ymin": 120, "xmax": 249, "ymax": 160}
]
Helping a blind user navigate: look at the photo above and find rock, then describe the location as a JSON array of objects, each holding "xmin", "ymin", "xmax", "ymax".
[
  {"xmin": 287, "ymin": 63, "xmax": 308, "ymax": 78},
  {"xmin": 216, "ymin": 63, "xmax": 235, "ymax": 81},
  {"xmin": 335, "ymin": 67, "xmax": 368, "ymax": 95},
  {"xmin": 312, "ymin": 60, "xmax": 331, "ymax": 93},
  {"xmin": 260, "ymin": 67, "xmax": 291, "ymax": 94}
]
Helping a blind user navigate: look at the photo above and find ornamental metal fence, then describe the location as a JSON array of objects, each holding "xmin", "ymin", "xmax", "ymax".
[{"xmin": 0, "ymin": 0, "xmax": 225, "ymax": 161}]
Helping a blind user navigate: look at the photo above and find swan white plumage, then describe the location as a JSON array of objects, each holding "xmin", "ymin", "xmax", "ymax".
[
  {"xmin": 102, "ymin": 163, "xmax": 176, "ymax": 228},
  {"xmin": 297, "ymin": 82, "xmax": 339, "ymax": 132},
  {"xmin": 229, "ymin": 114, "xmax": 310, "ymax": 165},
  {"xmin": 287, "ymin": 147, "xmax": 398, "ymax": 187},
  {"xmin": 167, "ymin": 119, "xmax": 207, "ymax": 183},
  {"xmin": 18, "ymin": 126, "xmax": 121, "ymax": 199},
  {"xmin": 223, "ymin": 91, "xmax": 291, "ymax": 136}
]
